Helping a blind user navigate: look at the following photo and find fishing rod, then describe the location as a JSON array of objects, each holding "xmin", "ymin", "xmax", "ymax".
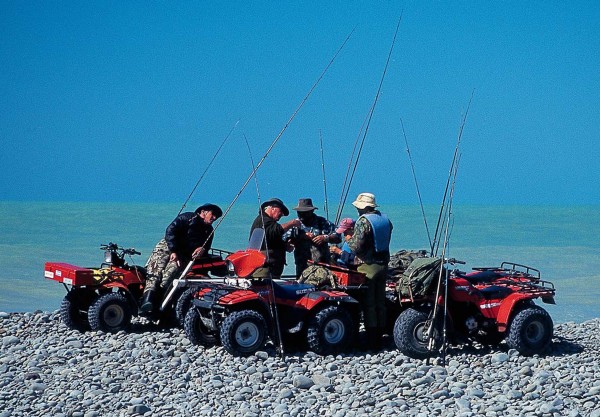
[
  {"xmin": 177, "ymin": 119, "xmax": 240, "ymax": 216},
  {"xmin": 426, "ymin": 153, "xmax": 460, "ymax": 365},
  {"xmin": 335, "ymin": 108, "xmax": 370, "ymax": 224},
  {"xmin": 243, "ymin": 134, "xmax": 286, "ymax": 358},
  {"xmin": 168, "ymin": 27, "xmax": 356, "ymax": 293},
  {"xmin": 400, "ymin": 118, "xmax": 432, "ymax": 250},
  {"xmin": 335, "ymin": 15, "xmax": 403, "ymax": 224},
  {"xmin": 319, "ymin": 129, "xmax": 330, "ymax": 221},
  {"xmin": 441, "ymin": 155, "xmax": 460, "ymax": 366},
  {"xmin": 431, "ymin": 90, "xmax": 474, "ymax": 256}
]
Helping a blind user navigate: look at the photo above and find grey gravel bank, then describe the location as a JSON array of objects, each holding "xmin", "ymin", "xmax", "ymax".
[{"xmin": 0, "ymin": 311, "xmax": 599, "ymax": 417}]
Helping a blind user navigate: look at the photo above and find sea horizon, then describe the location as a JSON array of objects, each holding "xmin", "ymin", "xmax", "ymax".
[{"xmin": 1, "ymin": 201, "xmax": 598, "ymax": 324}]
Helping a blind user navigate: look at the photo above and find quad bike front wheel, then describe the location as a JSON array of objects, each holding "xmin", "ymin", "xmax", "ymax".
[
  {"xmin": 184, "ymin": 307, "xmax": 219, "ymax": 347},
  {"xmin": 88, "ymin": 292, "xmax": 132, "ymax": 333},
  {"xmin": 220, "ymin": 310, "xmax": 268, "ymax": 356},
  {"xmin": 393, "ymin": 308, "xmax": 440, "ymax": 359},
  {"xmin": 60, "ymin": 289, "xmax": 93, "ymax": 332},
  {"xmin": 175, "ymin": 288, "xmax": 197, "ymax": 327},
  {"xmin": 506, "ymin": 306, "xmax": 553, "ymax": 355},
  {"xmin": 306, "ymin": 305, "xmax": 353, "ymax": 355}
]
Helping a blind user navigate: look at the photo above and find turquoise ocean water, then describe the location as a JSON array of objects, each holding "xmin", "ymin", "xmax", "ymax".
[{"xmin": 0, "ymin": 201, "xmax": 598, "ymax": 324}]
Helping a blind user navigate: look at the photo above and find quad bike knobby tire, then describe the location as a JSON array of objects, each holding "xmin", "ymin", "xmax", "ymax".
[
  {"xmin": 88, "ymin": 292, "xmax": 132, "ymax": 333},
  {"xmin": 184, "ymin": 307, "xmax": 219, "ymax": 347},
  {"xmin": 220, "ymin": 310, "xmax": 268, "ymax": 356},
  {"xmin": 60, "ymin": 290, "xmax": 93, "ymax": 332},
  {"xmin": 506, "ymin": 306, "xmax": 553, "ymax": 355},
  {"xmin": 393, "ymin": 308, "xmax": 440, "ymax": 359},
  {"xmin": 306, "ymin": 305, "xmax": 353, "ymax": 355},
  {"xmin": 175, "ymin": 287, "xmax": 197, "ymax": 327}
]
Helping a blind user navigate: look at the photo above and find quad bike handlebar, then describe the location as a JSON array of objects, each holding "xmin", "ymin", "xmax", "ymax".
[
  {"xmin": 444, "ymin": 257, "xmax": 466, "ymax": 265},
  {"xmin": 100, "ymin": 242, "xmax": 141, "ymax": 256}
]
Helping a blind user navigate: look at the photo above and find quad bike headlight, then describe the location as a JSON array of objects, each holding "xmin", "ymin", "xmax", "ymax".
[
  {"xmin": 226, "ymin": 260, "xmax": 235, "ymax": 275},
  {"xmin": 104, "ymin": 251, "xmax": 113, "ymax": 264}
]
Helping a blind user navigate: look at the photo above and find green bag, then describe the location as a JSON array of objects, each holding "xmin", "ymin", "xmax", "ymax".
[
  {"xmin": 298, "ymin": 265, "xmax": 337, "ymax": 289},
  {"xmin": 388, "ymin": 249, "xmax": 428, "ymax": 277},
  {"xmin": 398, "ymin": 257, "xmax": 444, "ymax": 298}
]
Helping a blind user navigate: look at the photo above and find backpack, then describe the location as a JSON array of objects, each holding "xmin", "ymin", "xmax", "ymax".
[
  {"xmin": 397, "ymin": 256, "xmax": 444, "ymax": 298},
  {"xmin": 298, "ymin": 264, "xmax": 337, "ymax": 289},
  {"xmin": 388, "ymin": 249, "xmax": 428, "ymax": 277}
]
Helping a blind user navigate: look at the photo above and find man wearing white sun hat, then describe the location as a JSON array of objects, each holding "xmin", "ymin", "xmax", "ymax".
[{"xmin": 347, "ymin": 192, "xmax": 393, "ymax": 351}]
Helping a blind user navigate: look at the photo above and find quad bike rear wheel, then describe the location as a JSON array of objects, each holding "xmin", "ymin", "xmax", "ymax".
[
  {"xmin": 184, "ymin": 307, "xmax": 219, "ymax": 347},
  {"xmin": 220, "ymin": 310, "xmax": 268, "ymax": 356},
  {"xmin": 506, "ymin": 306, "xmax": 553, "ymax": 355},
  {"xmin": 306, "ymin": 305, "xmax": 353, "ymax": 355},
  {"xmin": 393, "ymin": 308, "xmax": 440, "ymax": 359},
  {"xmin": 88, "ymin": 292, "xmax": 132, "ymax": 332},
  {"xmin": 60, "ymin": 290, "xmax": 93, "ymax": 331}
]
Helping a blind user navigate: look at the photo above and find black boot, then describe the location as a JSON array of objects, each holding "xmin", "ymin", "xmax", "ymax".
[{"xmin": 140, "ymin": 290, "xmax": 156, "ymax": 314}]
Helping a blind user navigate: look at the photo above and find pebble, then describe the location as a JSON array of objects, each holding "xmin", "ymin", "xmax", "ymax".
[{"xmin": 0, "ymin": 311, "xmax": 598, "ymax": 416}]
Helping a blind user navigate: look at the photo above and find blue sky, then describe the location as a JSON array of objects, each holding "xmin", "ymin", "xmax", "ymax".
[{"xmin": 1, "ymin": 1, "xmax": 599, "ymax": 206}]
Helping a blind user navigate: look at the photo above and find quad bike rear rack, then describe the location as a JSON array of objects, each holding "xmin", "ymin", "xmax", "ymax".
[{"xmin": 472, "ymin": 262, "xmax": 541, "ymax": 281}]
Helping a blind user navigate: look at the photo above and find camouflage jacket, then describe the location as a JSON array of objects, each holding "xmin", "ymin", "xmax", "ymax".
[{"xmin": 284, "ymin": 214, "xmax": 340, "ymax": 274}]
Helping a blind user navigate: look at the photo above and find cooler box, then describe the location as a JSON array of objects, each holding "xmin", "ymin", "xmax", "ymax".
[{"xmin": 44, "ymin": 262, "xmax": 96, "ymax": 286}]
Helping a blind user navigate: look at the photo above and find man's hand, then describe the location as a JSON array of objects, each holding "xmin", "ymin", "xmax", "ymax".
[
  {"xmin": 192, "ymin": 247, "xmax": 206, "ymax": 259},
  {"xmin": 330, "ymin": 245, "xmax": 342, "ymax": 255},
  {"xmin": 169, "ymin": 252, "xmax": 180, "ymax": 267},
  {"xmin": 312, "ymin": 234, "xmax": 328, "ymax": 245}
]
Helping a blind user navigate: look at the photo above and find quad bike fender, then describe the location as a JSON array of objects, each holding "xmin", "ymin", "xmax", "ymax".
[
  {"xmin": 226, "ymin": 249, "xmax": 266, "ymax": 278},
  {"xmin": 496, "ymin": 293, "xmax": 536, "ymax": 333},
  {"xmin": 101, "ymin": 282, "xmax": 131, "ymax": 292},
  {"xmin": 296, "ymin": 291, "xmax": 359, "ymax": 310},
  {"xmin": 218, "ymin": 288, "xmax": 263, "ymax": 305}
]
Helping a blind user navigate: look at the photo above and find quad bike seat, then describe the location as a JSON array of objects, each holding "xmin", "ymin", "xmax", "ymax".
[
  {"xmin": 478, "ymin": 285, "xmax": 513, "ymax": 300},
  {"xmin": 272, "ymin": 281, "xmax": 315, "ymax": 301},
  {"xmin": 458, "ymin": 269, "xmax": 506, "ymax": 285}
]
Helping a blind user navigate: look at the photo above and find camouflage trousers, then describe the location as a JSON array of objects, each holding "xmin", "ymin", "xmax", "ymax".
[{"xmin": 144, "ymin": 239, "xmax": 186, "ymax": 294}]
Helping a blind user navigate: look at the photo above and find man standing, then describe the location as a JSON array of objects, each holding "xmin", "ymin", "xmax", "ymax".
[
  {"xmin": 286, "ymin": 198, "xmax": 341, "ymax": 277},
  {"xmin": 347, "ymin": 192, "xmax": 393, "ymax": 350},
  {"xmin": 250, "ymin": 198, "xmax": 300, "ymax": 278},
  {"xmin": 140, "ymin": 203, "xmax": 222, "ymax": 314}
]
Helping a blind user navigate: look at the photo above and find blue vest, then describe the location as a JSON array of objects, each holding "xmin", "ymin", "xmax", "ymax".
[{"xmin": 363, "ymin": 213, "xmax": 392, "ymax": 253}]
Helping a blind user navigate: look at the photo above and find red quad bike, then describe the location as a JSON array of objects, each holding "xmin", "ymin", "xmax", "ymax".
[
  {"xmin": 44, "ymin": 242, "xmax": 228, "ymax": 332},
  {"xmin": 306, "ymin": 261, "xmax": 404, "ymax": 335},
  {"xmin": 183, "ymin": 229, "xmax": 361, "ymax": 356},
  {"xmin": 392, "ymin": 257, "xmax": 557, "ymax": 359}
]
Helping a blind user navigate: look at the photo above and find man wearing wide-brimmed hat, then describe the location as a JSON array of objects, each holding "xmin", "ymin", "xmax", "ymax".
[
  {"xmin": 285, "ymin": 198, "xmax": 341, "ymax": 277},
  {"xmin": 347, "ymin": 192, "xmax": 393, "ymax": 350},
  {"xmin": 250, "ymin": 198, "xmax": 301, "ymax": 277},
  {"xmin": 140, "ymin": 203, "xmax": 223, "ymax": 314}
]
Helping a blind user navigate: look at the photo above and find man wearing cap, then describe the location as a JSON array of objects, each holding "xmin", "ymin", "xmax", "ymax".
[
  {"xmin": 140, "ymin": 203, "xmax": 223, "ymax": 314},
  {"xmin": 347, "ymin": 192, "xmax": 393, "ymax": 350},
  {"xmin": 250, "ymin": 198, "xmax": 300, "ymax": 277},
  {"xmin": 330, "ymin": 218, "xmax": 357, "ymax": 267},
  {"xmin": 286, "ymin": 198, "xmax": 341, "ymax": 277}
]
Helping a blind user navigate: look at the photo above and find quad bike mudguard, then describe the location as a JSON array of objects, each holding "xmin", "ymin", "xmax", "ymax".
[{"xmin": 226, "ymin": 249, "xmax": 266, "ymax": 278}]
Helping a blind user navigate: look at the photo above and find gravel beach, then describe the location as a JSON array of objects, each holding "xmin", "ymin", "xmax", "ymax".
[{"xmin": 1, "ymin": 311, "xmax": 598, "ymax": 417}]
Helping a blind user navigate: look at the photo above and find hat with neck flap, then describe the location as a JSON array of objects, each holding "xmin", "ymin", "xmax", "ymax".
[{"xmin": 351, "ymin": 193, "xmax": 378, "ymax": 210}]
